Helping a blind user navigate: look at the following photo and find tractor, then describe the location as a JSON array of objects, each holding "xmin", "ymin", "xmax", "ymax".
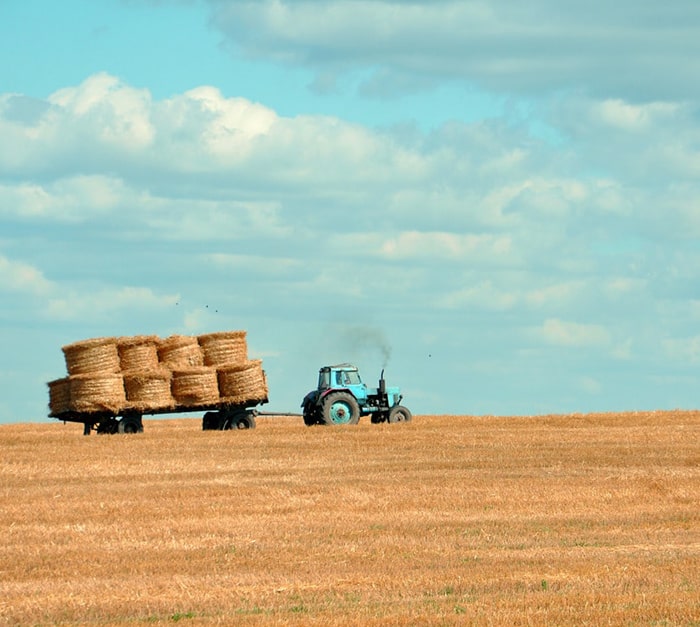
[{"xmin": 301, "ymin": 363, "xmax": 412, "ymax": 426}]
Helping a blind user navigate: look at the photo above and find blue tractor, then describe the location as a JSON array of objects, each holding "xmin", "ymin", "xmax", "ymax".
[{"xmin": 301, "ymin": 363, "xmax": 412, "ymax": 426}]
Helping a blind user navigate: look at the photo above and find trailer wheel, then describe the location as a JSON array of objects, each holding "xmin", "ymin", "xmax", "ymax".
[
  {"xmin": 97, "ymin": 418, "xmax": 119, "ymax": 434},
  {"xmin": 232, "ymin": 413, "xmax": 256, "ymax": 429},
  {"xmin": 388, "ymin": 405, "xmax": 412, "ymax": 424},
  {"xmin": 119, "ymin": 414, "xmax": 143, "ymax": 434},
  {"xmin": 321, "ymin": 392, "xmax": 360, "ymax": 425},
  {"xmin": 202, "ymin": 412, "xmax": 220, "ymax": 431}
]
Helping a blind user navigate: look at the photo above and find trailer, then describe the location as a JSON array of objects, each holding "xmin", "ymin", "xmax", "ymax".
[
  {"xmin": 47, "ymin": 331, "xmax": 271, "ymax": 434},
  {"xmin": 51, "ymin": 397, "xmax": 267, "ymax": 435}
]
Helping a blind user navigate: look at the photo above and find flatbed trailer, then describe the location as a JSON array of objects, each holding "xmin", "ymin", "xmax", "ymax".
[{"xmin": 51, "ymin": 398, "xmax": 268, "ymax": 435}]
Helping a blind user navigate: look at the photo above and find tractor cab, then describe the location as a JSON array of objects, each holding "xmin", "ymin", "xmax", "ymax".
[{"xmin": 318, "ymin": 364, "xmax": 367, "ymax": 402}]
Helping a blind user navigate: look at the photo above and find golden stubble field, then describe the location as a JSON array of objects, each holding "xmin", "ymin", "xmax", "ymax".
[{"xmin": 1, "ymin": 411, "xmax": 699, "ymax": 626}]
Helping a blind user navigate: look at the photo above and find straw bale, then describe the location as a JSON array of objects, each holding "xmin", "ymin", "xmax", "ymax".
[
  {"xmin": 62, "ymin": 337, "xmax": 120, "ymax": 375},
  {"xmin": 198, "ymin": 330, "xmax": 248, "ymax": 367},
  {"xmin": 157, "ymin": 335, "xmax": 203, "ymax": 369},
  {"xmin": 70, "ymin": 373, "xmax": 126, "ymax": 414},
  {"xmin": 171, "ymin": 367, "xmax": 219, "ymax": 407},
  {"xmin": 218, "ymin": 359, "xmax": 268, "ymax": 405},
  {"xmin": 123, "ymin": 368, "xmax": 174, "ymax": 412},
  {"xmin": 47, "ymin": 377, "xmax": 71, "ymax": 415},
  {"xmin": 118, "ymin": 335, "xmax": 159, "ymax": 372}
]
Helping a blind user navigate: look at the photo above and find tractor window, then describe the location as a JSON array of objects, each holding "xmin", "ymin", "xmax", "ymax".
[
  {"xmin": 335, "ymin": 370, "xmax": 361, "ymax": 385},
  {"xmin": 346, "ymin": 370, "xmax": 361, "ymax": 385},
  {"xmin": 319, "ymin": 371, "xmax": 330, "ymax": 389}
]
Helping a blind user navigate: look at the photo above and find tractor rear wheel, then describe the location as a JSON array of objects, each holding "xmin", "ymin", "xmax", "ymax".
[
  {"xmin": 388, "ymin": 405, "xmax": 412, "ymax": 424},
  {"xmin": 321, "ymin": 392, "xmax": 360, "ymax": 425}
]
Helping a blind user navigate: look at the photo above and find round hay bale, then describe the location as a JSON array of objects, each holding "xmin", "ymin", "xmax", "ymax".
[
  {"xmin": 171, "ymin": 367, "xmax": 219, "ymax": 407},
  {"xmin": 118, "ymin": 335, "xmax": 159, "ymax": 372},
  {"xmin": 47, "ymin": 377, "xmax": 71, "ymax": 415},
  {"xmin": 217, "ymin": 359, "xmax": 268, "ymax": 405},
  {"xmin": 123, "ymin": 368, "xmax": 173, "ymax": 412},
  {"xmin": 62, "ymin": 337, "xmax": 120, "ymax": 375},
  {"xmin": 198, "ymin": 330, "xmax": 247, "ymax": 367},
  {"xmin": 70, "ymin": 373, "xmax": 126, "ymax": 414},
  {"xmin": 157, "ymin": 335, "xmax": 203, "ymax": 369}
]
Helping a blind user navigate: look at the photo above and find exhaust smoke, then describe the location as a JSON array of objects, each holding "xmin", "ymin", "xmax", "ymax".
[{"xmin": 339, "ymin": 325, "xmax": 392, "ymax": 368}]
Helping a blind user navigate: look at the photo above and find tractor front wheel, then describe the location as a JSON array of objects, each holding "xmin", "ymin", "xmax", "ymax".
[
  {"xmin": 321, "ymin": 392, "xmax": 360, "ymax": 425},
  {"xmin": 388, "ymin": 405, "xmax": 412, "ymax": 424}
]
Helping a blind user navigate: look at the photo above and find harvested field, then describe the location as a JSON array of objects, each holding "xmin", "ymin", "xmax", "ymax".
[{"xmin": 1, "ymin": 411, "xmax": 698, "ymax": 625}]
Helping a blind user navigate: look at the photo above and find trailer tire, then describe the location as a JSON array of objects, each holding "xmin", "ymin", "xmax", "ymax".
[
  {"xmin": 202, "ymin": 412, "xmax": 220, "ymax": 431},
  {"xmin": 97, "ymin": 418, "xmax": 119, "ymax": 434},
  {"xmin": 321, "ymin": 392, "xmax": 360, "ymax": 426},
  {"xmin": 232, "ymin": 413, "xmax": 256, "ymax": 430},
  {"xmin": 388, "ymin": 405, "xmax": 412, "ymax": 424},
  {"xmin": 119, "ymin": 415, "xmax": 143, "ymax": 434}
]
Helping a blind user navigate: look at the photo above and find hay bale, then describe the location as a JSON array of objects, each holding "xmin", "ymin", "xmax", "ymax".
[
  {"xmin": 70, "ymin": 373, "xmax": 126, "ymax": 414},
  {"xmin": 123, "ymin": 369, "xmax": 174, "ymax": 412},
  {"xmin": 62, "ymin": 337, "xmax": 120, "ymax": 375},
  {"xmin": 47, "ymin": 377, "xmax": 71, "ymax": 415},
  {"xmin": 157, "ymin": 335, "xmax": 203, "ymax": 369},
  {"xmin": 217, "ymin": 359, "xmax": 268, "ymax": 405},
  {"xmin": 118, "ymin": 335, "xmax": 159, "ymax": 372},
  {"xmin": 171, "ymin": 367, "xmax": 219, "ymax": 407},
  {"xmin": 198, "ymin": 330, "xmax": 248, "ymax": 367}
]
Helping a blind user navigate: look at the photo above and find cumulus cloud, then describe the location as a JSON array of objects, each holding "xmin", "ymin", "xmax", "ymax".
[
  {"xmin": 46, "ymin": 286, "xmax": 179, "ymax": 322},
  {"xmin": 207, "ymin": 0, "xmax": 700, "ymax": 101},
  {"xmin": 0, "ymin": 254, "xmax": 53, "ymax": 296},
  {"xmin": 540, "ymin": 318, "xmax": 611, "ymax": 348}
]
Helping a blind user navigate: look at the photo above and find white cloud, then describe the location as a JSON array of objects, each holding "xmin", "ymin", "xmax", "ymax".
[
  {"xmin": 525, "ymin": 281, "xmax": 588, "ymax": 309},
  {"xmin": 0, "ymin": 176, "xmax": 130, "ymax": 221},
  {"xmin": 439, "ymin": 280, "xmax": 517, "ymax": 311},
  {"xmin": 208, "ymin": 1, "xmax": 700, "ymax": 101},
  {"xmin": 49, "ymin": 72, "xmax": 155, "ymax": 150},
  {"xmin": 595, "ymin": 99, "xmax": 680, "ymax": 132},
  {"xmin": 376, "ymin": 231, "xmax": 514, "ymax": 262},
  {"xmin": 0, "ymin": 254, "xmax": 53, "ymax": 296},
  {"xmin": 663, "ymin": 335, "xmax": 700, "ymax": 364},
  {"xmin": 540, "ymin": 318, "xmax": 611, "ymax": 348},
  {"xmin": 46, "ymin": 287, "xmax": 179, "ymax": 322}
]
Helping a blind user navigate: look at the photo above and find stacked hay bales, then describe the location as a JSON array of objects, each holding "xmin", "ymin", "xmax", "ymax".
[
  {"xmin": 198, "ymin": 331, "xmax": 268, "ymax": 406},
  {"xmin": 56, "ymin": 337, "xmax": 125, "ymax": 414},
  {"xmin": 171, "ymin": 367, "xmax": 219, "ymax": 406},
  {"xmin": 47, "ymin": 377, "xmax": 72, "ymax": 415},
  {"xmin": 218, "ymin": 359, "xmax": 268, "ymax": 405},
  {"xmin": 198, "ymin": 331, "xmax": 247, "ymax": 367},
  {"xmin": 122, "ymin": 369, "xmax": 173, "ymax": 412},
  {"xmin": 157, "ymin": 335, "xmax": 204, "ymax": 369},
  {"xmin": 118, "ymin": 335, "xmax": 159, "ymax": 372},
  {"xmin": 47, "ymin": 330, "xmax": 268, "ymax": 417},
  {"xmin": 120, "ymin": 335, "xmax": 174, "ymax": 412},
  {"xmin": 63, "ymin": 337, "xmax": 120, "ymax": 375},
  {"xmin": 70, "ymin": 373, "xmax": 126, "ymax": 413}
]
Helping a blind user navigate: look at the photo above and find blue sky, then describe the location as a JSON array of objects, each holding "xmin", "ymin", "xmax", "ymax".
[{"xmin": 1, "ymin": 0, "xmax": 699, "ymax": 424}]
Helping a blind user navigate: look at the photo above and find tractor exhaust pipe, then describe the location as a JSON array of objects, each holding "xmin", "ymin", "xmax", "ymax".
[{"xmin": 379, "ymin": 369, "xmax": 386, "ymax": 395}]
